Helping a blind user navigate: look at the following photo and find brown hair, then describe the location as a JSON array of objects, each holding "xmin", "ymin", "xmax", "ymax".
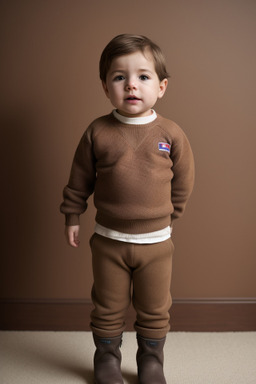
[{"xmin": 99, "ymin": 34, "xmax": 170, "ymax": 82}]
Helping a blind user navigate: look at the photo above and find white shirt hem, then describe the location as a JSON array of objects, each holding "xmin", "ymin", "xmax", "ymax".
[{"xmin": 94, "ymin": 224, "xmax": 172, "ymax": 244}]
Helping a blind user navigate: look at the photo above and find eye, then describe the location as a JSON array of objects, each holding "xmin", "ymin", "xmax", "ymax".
[
  {"xmin": 113, "ymin": 75, "xmax": 125, "ymax": 81},
  {"xmin": 139, "ymin": 75, "xmax": 149, "ymax": 81}
]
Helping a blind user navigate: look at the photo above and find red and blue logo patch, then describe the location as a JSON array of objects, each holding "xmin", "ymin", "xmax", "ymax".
[{"xmin": 158, "ymin": 142, "xmax": 171, "ymax": 154}]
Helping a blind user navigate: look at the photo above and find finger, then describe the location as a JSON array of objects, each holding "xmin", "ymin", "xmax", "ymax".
[
  {"xmin": 73, "ymin": 228, "xmax": 80, "ymax": 246},
  {"xmin": 65, "ymin": 228, "xmax": 78, "ymax": 248},
  {"xmin": 73, "ymin": 232, "xmax": 80, "ymax": 246},
  {"xmin": 70, "ymin": 231, "xmax": 79, "ymax": 247}
]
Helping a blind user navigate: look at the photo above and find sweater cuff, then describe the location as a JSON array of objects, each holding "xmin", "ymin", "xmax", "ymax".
[{"xmin": 65, "ymin": 214, "xmax": 80, "ymax": 226}]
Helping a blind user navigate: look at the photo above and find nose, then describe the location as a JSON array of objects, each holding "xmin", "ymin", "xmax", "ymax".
[{"xmin": 125, "ymin": 78, "xmax": 137, "ymax": 91}]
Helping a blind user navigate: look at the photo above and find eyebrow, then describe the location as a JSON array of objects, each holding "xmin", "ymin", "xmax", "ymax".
[
  {"xmin": 139, "ymin": 68, "xmax": 154, "ymax": 74},
  {"xmin": 109, "ymin": 70, "xmax": 126, "ymax": 75},
  {"xmin": 109, "ymin": 68, "xmax": 154, "ymax": 76}
]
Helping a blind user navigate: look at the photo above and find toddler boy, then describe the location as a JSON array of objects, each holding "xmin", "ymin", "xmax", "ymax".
[{"xmin": 60, "ymin": 34, "xmax": 195, "ymax": 384}]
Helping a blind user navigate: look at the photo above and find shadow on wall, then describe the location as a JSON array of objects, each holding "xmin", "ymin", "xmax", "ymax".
[{"xmin": 0, "ymin": 107, "xmax": 41, "ymax": 296}]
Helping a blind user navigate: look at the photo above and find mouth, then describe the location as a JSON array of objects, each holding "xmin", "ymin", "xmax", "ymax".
[{"xmin": 126, "ymin": 96, "xmax": 141, "ymax": 101}]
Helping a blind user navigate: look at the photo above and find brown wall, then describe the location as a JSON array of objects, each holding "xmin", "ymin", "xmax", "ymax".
[{"xmin": 1, "ymin": 0, "xmax": 256, "ymax": 303}]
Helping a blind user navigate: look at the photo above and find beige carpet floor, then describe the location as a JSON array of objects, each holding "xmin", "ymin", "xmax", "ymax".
[{"xmin": 0, "ymin": 331, "xmax": 256, "ymax": 383}]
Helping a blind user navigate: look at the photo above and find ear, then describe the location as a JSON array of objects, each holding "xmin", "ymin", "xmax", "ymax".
[
  {"xmin": 158, "ymin": 78, "xmax": 168, "ymax": 99},
  {"xmin": 102, "ymin": 81, "xmax": 110, "ymax": 98}
]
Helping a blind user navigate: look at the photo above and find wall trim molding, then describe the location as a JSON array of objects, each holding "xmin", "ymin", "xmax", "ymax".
[
  {"xmin": 1, "ymin": 298, "xmax": 256, "ymax": 332},
  {"xmin": 173, "ymin": 297, "xmax": 256, "ymax": 304}
]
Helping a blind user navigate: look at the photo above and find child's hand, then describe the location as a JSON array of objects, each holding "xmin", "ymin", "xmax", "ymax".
[{"xmin": 65, "ymin": 225, "xmax": 80, "ymax": 248}]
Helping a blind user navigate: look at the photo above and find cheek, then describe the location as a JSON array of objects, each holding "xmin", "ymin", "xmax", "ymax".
[
  {"xmin": 110, "ymin": 86, "xmax": 122, "ymax": 99},
  {"xmin": 147, "ymin": 88, "xmax": 160, "ymax": 101}
]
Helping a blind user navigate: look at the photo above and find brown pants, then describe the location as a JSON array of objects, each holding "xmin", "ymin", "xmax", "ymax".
[{"xmin": 90, "ymin": 233, "xmax": 174, "ymax": 339}]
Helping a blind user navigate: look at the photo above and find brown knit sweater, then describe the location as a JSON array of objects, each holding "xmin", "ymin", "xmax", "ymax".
[{"xmin": 60, "ymin": 112, "xmax": 195, "ymax": 234}]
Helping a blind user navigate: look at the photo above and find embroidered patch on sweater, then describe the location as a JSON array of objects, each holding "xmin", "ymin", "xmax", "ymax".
[{"xmin": 158, "ymin": 142, "xmax": 171, "ymax": 154}]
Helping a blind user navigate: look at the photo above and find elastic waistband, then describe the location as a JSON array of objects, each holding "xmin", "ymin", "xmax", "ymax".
[{"xmin": 95, "ymin": 212, "xmax": 171, "ymax": 235}]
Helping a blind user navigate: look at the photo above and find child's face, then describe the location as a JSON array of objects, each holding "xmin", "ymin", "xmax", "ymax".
[{"xmin": 102, "ymin": 50, "xmax": 168, "ymax": 118}]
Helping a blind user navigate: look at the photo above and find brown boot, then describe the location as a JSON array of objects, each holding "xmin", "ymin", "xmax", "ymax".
[
  {"xmin": 93, "ymin": 333, "xmax": 124, "ymax": 384},
  {"xmin": 136, "ymin": 334, "xmax": 167, "ymax": 384}
]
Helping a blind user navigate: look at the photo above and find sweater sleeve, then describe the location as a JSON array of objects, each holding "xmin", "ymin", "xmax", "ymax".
[
  {"xmin": 60, "ymin": 130, "xmax": 96, "ymax": 226},
  {"xmin": 170, "ymin": 128, "xmax": 195, "ymax": 223}
]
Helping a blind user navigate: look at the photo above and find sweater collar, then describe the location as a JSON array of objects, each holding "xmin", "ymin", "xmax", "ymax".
[{"xmin": 113, "ymin": 109, "xmax": 157, "ymax": 125}]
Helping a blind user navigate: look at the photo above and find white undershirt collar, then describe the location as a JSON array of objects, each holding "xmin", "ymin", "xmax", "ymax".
[{"xmin": 113, "ymin": 109, "xmax": 157, "ymax": 125}]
